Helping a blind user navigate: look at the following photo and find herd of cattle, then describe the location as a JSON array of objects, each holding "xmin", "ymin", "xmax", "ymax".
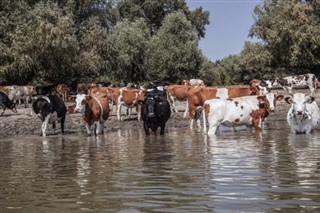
[{"xmin": 1, "ymin": 73, "xmax": 320, "ymax": 136}]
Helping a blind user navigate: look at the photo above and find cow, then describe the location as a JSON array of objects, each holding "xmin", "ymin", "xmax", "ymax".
[
  {"xmin": 32, "ymin": 94, "xmax": 67, "ymax": 137},
  {"xmin": 117, "ymin": 88, "xmax": 144, "ymax": 121},
  {"xmin": 166, "ymin": 84, "xmax": 193, "ymax": 117},
  {"xmin": 74, "ymin": 93, "xmax": 110, "ymax": 135},
  {"xmin": 55, "ymin": 84, "xmax": 68, "ymax": 102},
  {"xmin": 273, "ymin": 73, "xmax": 318, "ymax": 95},
  {"xmin": 203, "ymin": 93, "xmax": 284, "ymax": 134},
  {"xmin": 0, "ymin": 91, "xmax": 17, "ymax": 116},
  {"xmin": 285, "ymin": 93, "xmax": 320, "ymax": 134},
  {"xmin": 249, "ymin": 79, "xmax": 273, "ymax": 95},
  {"xmin": 182, "ymin": 79, "xmax": 205, "ymax": 87},
  {"xmin": 186, "ymin": 86, "xmax": 260, "ymax": 128},
  {"xmin": 141, "ymin": 87, "xmax": 171, "ymax": 135}
]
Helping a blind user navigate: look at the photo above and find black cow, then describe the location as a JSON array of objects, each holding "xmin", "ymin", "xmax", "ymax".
[
  {"xmin": 32, "ymin": 94, "xmax": 67, "ymax": 136},
  {"xmin": 0, "ymin": 91, "xmax": 17, "ymax": 116},
  {"xmin": 141, "ymin": 87, "xmax": 171, "ymax": 135}
]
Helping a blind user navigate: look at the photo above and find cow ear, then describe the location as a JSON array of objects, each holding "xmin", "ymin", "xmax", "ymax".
[
  {"xmin": 257, "ymin": 96, "xmax": 266, "ymax": 103},
  {"xmin": 285, "ymin": 97, "xmax": 293, "ymax": 104},
  {"xmin": 276, "ymin": 95, "xmax": 284, "ymax": 101},
  {"xmin": 306, "ymin": 96, "xmax": 315, "ymax": 103}
]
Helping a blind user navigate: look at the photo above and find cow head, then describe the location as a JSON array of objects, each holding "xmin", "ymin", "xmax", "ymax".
[
  {"xmin": 74, "ymin": 94, "xmax": 87, "ymax": 113},
  {"xmin": 250, "ymin": 79, "xmax": 273, "ymax": 95},
  {"xmin": 285, "ymin": 93, "xmax": 314, "ymax": 116},
  {"xmin": 143, "ymin": 89, "xmax": 167, "ymax": 118},
  {"xmin": 257, "ymin": 92, "xmax": 284, "ymax": 112}
]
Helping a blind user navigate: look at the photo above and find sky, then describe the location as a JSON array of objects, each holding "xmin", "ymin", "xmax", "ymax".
[{"xmin": 186, "ymin": 0, "xmax": 262, "ymax": 61}]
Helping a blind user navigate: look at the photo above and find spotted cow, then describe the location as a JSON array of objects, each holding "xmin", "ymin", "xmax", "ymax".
[
  {"xmin": 186, "ymin": 86, "xmax": 260, "ymax": 128},
  {"xmin": 273, "ymin": 73, "xmax": 318, "ymax": 95},
  {"xmin": 203, "ymin": 93, "xmax": 284, "ymax": 134}
]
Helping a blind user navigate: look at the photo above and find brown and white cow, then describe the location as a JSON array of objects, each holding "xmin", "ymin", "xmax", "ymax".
[
  {"xmin": 74, "ymin": 93, "xmax": 110, "ymax": 135},
  {"xmin": 186, "ymin": 86, "xmax": 260, "ymax": 128},
  {"xmin": 55, "ymin": 84, "xmax": 68, "ymax": 102},
  {"xmin": 166, "ymin": 84, "xmax": 194, "ymax": 117},
  {"xmin": 203, "ymin": 93, "xmax": 284, "ymax": 134},
  {"xmin": 249, "ymin": 79, "xmax": 273, "ymax": 95},
  {"xmin": 117, "ymin": 88, "xmax": 144, "ymax": 121},
  {"xmin": 273, "ymin": 73, "xmax": 318, "ymax": 95},
  {"xmin": 182, "ymin": 79, "xmax": 205, "ymax": 87}
]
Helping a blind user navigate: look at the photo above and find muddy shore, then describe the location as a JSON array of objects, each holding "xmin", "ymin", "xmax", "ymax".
[{"xmin": 0, "ymin": 89, "xmax": 318, "ymax": 136}]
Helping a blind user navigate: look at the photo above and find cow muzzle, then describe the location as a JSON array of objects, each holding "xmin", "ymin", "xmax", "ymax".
[{"xmin": 147, "ymin": 112, "xmax": 155, "ymax": 118}]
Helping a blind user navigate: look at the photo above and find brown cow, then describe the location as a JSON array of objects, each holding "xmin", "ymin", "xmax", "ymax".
[
  {"xmin": 55, "ymin": 84, "xmax": 68, "ymax": 102},
  {"xmin": 117, "ymin": 88, "xmax": 144, "ymax": 121},
  {"xmin": 74, "ymin": 93, "xmax": 110, "ymax": 135},
  {"xmin": 166, "ymin": 84, "xmax": 194, "ymax": 118},
  {"xmin": 187, "ymin": 86, "xmax": 260, "ymax": 128}
]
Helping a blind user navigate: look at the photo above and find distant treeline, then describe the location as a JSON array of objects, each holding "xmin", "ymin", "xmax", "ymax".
[{"xmin": 0, "ymin": 0, "xmax": 319, "ymax": 87}]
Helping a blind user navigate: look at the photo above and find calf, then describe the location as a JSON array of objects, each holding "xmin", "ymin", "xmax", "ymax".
[
  {"xmin": 285, "ymin": 93, "xmax": 320, "ymax": 134},
  {"xmin": 141, "ymin": 87, "xmax": 171, "ymax": 135},
  {"xmin": 273, "ymin": 73, "xmax": 318, "ymax": 95},
  {"xmin": 74, "ymin": 93, "xmax": 110, "ymax": 135},
  {"xmin": 32, "ymin": 94, "xmax": 67, "ymax": 136},
  {"xmin": 203, "ymin": 93, "xmax": 284, "ymax": 134},
  {"xmin": 0, "ymin": 91, "xmax": 17, "ymax": 116}
]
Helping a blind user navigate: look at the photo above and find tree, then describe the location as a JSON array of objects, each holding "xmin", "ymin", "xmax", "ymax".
[
  {"xmin": 250, "ymin": 0, "xmax": 320, "ymax": 70},
  {"xmin": 0, "ymin": 1, "xmax": 79, "ymax": 84},
  {"xmin": 147, "ymin": 11, "xmax": 202, "ymax": 82},
  {"xmin": 109, "ymin": 18, "xmax": 150, "ymax": 82},
  {"xmin": 117, "ymin": 0, "xmax": 209, "ymax": 37}
]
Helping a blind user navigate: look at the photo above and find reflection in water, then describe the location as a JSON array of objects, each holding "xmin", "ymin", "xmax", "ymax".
[{"xmin": 0, "ymin": 120, "xmax": 320, "ymax": 212}]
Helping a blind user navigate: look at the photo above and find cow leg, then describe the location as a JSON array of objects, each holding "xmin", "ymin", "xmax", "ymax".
[
  {"xmin": 52, "ymin": 121, "xmax": 56, "ymax": 135},
  {"xmin": 41, "ymin": 114, "xmax": 51, "ymax": 137},
  {"xmin": 168, "ymin": 95, "xmax": 178, "ymax": 113},
  {"xmin": 127, "ymin": 107, "xmax": 131, "ymax": 119},
  {"xmin": 95, "ymin": 122, "xmax": 104, "ymax": 135},
  {"xmin": 251, "ymin": 112, "xmax": 262, "ymax": 132},
  {"xmin": 60, "ymin": 116, "xmax": 65, "ymax": 135},
  {"xmin": 117, "ymin": 102, "xmax": 122, "ymax": 120},
  {"xmin": 160, "ymin": 122, "xmax": 166, "ymax": 135},
  {"xmin": 183, "ymin": 101, "xmax": 189, "ymax": 118},
  {"xmin": 207, "ymin": 121, "xmax": 219, "ymax": 135},
  {"xmin": 85, "ymin": 123, "xmax": 92, "ymax": 136},
  {"xmin": 143, "ymin": 122, "xmax": 150, "ymax": 135},
  {"xmin": 0, "ymin": 104, "xmax": 6, "ymax": 116}
]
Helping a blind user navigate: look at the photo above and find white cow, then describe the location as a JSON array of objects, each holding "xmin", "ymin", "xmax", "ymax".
[
  {"xmin": 203, "ymin": 93, "xmax": 284, "ymax": 134},
  {"xmin": 273, "ymin": 73, "xmax": 318, "ymax": 95},
  {"xmin": 182, "ymin": 79, "xmax": 205, "ymax": 87},
  {"xmin": 285, "ymin": 93, "xmax": 320, "ymax": 134}
]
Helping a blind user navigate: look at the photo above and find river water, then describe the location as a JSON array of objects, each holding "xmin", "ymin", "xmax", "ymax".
[{"xmin": 0, "ymin": 120, "xmax": 320, "ymax": 212}]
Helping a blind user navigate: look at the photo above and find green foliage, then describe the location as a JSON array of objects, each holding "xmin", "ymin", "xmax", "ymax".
[
  {"xmin": 147, "ymin": 11, "xmax": 202, "ymax": 82},
  {"xmin": 250, "ymin": 0, "xmax": 320, "ymax": 70},
  {"xmin": 0, "ymin": 0, "xmax": 209, "ymax": 85},
  {"xmin": 109, "ymin": 18, "xmax": 150, "ymax": 82}
]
